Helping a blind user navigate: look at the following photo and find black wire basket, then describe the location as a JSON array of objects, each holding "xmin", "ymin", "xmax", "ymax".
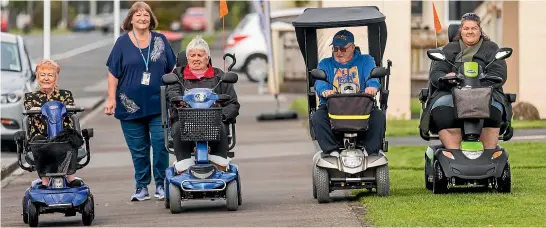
[{"xmin": 177, "ymin": 108, "xmax": 223, "ymax": 142}]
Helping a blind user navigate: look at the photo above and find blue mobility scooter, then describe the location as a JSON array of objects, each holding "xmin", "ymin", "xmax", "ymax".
[
  {"xmin": 419, "ymin": 24, "xmax": 516, "ymax": 194},
  {"xmin": 160, "ymin": 53, "xmax": 241, "ymax": 213},
  {"xmin": 15, "ymin": 101, "xmax": 94, "ymax": 226}
]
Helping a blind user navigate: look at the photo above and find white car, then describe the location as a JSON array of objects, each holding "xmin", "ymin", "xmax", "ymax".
[
  {"xmin": 1, "ymin": 32, "xmax": 36, "ymax": 151},
  {"xmin": 224, "ymin": 8, "xmax": 305, "ymax": 83}
]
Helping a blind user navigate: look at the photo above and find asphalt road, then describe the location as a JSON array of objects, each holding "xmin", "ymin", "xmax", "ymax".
[{"xmin": 1, "ymin": 74, "xmax": 366, "ymax": 227}]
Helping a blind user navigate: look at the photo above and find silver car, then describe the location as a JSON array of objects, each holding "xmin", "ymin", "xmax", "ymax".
[{"xmin": 1, "ymin": 32, "xmax": 36, "ymax": 151}]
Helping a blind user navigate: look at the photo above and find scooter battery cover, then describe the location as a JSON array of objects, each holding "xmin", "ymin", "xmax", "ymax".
[
  {"xmin": 452, "ymin": 87, "xmax": 492, "ymax": 119},
  {"xmin": 326, "ymin": 93, "xmax": 374, "ymax": 132},
  {"xmin": 178, "ymin": 107, "xmax": 223, "ymax": 141}
]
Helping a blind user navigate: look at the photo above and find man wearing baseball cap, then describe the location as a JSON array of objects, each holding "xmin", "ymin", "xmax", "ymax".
[{"xmin": 312, "ymin": 29, "xmax": 386, "ymax": 157}]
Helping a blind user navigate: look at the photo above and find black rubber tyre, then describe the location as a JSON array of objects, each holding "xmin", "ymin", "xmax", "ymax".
[
  {"xmin": 82, "ymin": 194, "xmax": 94, "ymax": 226},
  {"xmin": 375, "ymin": 165, "xmax": 390, "ymax": 197},
  {"xmin": 226, "ymin": 180, "xmax": 239, "ymax": 211},
  {"xmin": 22, "ymin": 196, "xmax": 29, "ymax": 224},
  {"xmin": 495, "ymin": 162, "xmax": 511, "ymax": 193},
  {"xmin": 169, "ymin": 183, "xmax": 183, "ymax": 214},
  {"xmin": 314, "ymin": 166, "xmax": 331, "ymax": 203},
  {"xmin": 27, "ymin": 200, "xmax": 39, "ymax": 227},
  {"xmin": 432, "ymin": 160, "xmax": 449, "ymax": 194}
]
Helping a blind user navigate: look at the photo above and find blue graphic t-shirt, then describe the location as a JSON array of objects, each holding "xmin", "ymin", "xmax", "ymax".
[
  {"xmin": 315, "ymin": 49, "xmax": 379, "ymax": 105},
  {"xmin": 106, "ymin": 31, "xmax": 177, "ymax": 121}
]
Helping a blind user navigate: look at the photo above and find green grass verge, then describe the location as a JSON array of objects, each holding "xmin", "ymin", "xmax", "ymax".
[
  {"xmin": 355, "ymin": 142, "xmax": 546, "ymax": 227},
  {"xmin": 289, "ymin": 97, "xmax": 546, "ymax": 137},
  {"xmin": 180, "ymin": 32, "xmax": 218, "ymax": 51}
]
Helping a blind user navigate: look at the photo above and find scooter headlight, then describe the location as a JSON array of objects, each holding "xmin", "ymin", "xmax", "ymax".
[
  {"xmin": 341, "ymin": 156, "xmax": 363, "ymax": 168},
  {"xmin": 462, "ymin": 150, "xmax": 483, "ymax": 160},
  {"xmin": 52, "ymin": 178, "xmax": 65, "ymax": 189}
]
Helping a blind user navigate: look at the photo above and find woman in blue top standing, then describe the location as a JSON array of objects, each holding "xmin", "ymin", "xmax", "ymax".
[{"xmin": 105, "ymin": 1, "xmax": 176, "ymax": 201}]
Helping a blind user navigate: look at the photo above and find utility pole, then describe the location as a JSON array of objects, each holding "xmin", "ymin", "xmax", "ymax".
[
  {"xmin": 205, "ymin": 0, "xmax": 214, "ymax": 34},
  {"xmin": 43, "ymin": 0, "xmax": 51, "ymax": 59},
  {"xmin": 114, "ymin": 0, "xmax": 120, "ymax": 41},
  {"xmin": 60, "ymin": 0, "xmax": 68, "ymax": 29}
]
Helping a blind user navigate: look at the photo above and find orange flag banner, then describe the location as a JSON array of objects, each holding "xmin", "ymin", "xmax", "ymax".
[
  {"xmin": 220, "ymin": 0, "xmax": 229, "ymax": 18},
  {"xmin": 432, "ymin": 2, "xmax": 442, "ymax": 34}
]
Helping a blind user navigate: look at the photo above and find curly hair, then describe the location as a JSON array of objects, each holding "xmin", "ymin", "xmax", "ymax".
[{"xmin": 452, "ymin": 12, "xmax": 490, "ymax": 42}]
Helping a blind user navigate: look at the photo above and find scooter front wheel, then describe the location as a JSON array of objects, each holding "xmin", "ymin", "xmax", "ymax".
[{"xmin": 169, "ymin": 184, "xmax": 183, "ymax": 214}]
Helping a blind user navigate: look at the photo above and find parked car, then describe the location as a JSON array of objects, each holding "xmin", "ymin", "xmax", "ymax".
[
  {"xmin": 1, "ymin": 32, "xmax": 36, "ymax": 151},
  {"xmin": 224, "ymin": 8, "xmax": 305, "ymax": 82},
  {"xmin": 99, "ymin": 9, "xmax": 130, "ymax": 35},
  {"xmin": 71, "ymin": 14, "xmax": 95, "ymax": 32},
  {"xmin": 181, "ymin": 7, "xmax": 207, "ymax": 32},
  {"xmin": 1, "ymin": 14, "xmax": 8, "ymax": 32}
]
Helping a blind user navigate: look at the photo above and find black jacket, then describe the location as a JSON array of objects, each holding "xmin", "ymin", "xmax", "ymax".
[
  {"xmin": 420, "ymin": 39, "xmax": 512, "ymax": 133},
  {"xmin": 165, "ymin": 66, "xmax": 240, "ymax": 124}
]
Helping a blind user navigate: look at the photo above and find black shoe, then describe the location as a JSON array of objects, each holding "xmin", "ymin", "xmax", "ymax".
[
  {"xmin": 38, "ymin": 184, "xmax": 48, "ymax": 189},
  {"xmin": 69, "ymin": 179, "xmax": 84, "ymax": 187}
]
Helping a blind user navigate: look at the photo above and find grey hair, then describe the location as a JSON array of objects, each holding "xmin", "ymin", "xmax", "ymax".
[{"xmin": 185, "ymin": 35, "xmax": 210, "ymax": 58}]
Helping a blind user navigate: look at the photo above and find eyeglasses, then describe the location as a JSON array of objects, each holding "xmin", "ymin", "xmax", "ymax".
[{"xmin": 333, "ymin": 45, "xmax": 352, "ymax": 52}]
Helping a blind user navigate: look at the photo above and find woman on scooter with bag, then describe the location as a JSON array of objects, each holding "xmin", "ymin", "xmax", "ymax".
[
  {"xmin": 23, "ymin": 59, "xmax": 84, "ymax": 189},
  {"xmin": 421, "ymin": 13, "xmax": 512, "ymax": 150}
]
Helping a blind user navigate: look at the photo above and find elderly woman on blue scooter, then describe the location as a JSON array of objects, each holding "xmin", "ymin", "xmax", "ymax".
[
  {"xmin": 23, "ymin": 59, "xmax": 84, "ymax": 189},
  {"xmin": 421, "ymin": 13, "xmax": 511, "ymax": 150},
  {"xmin": 166, "ymin": 36, "xmax": 240, "ymax": 173}
]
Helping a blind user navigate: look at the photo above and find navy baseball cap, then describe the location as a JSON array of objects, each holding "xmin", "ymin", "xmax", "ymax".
[{"xmin": 331, "ymin": 29, "xmax": 354, "ymax": 47}]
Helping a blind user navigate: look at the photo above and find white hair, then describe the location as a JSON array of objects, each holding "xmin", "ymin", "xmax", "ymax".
[{"xmin": 186, "ymin": 35, "xmax": 210, "ymax": 58}]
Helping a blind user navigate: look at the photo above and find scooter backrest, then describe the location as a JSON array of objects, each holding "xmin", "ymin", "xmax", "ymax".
[
  {"xmin": 41, "ymin": 101, "xmax": 67, "ymax": 138},
  {"xmin": 448, "ymin": 24, "xmax": 460, "ymax": 43}
]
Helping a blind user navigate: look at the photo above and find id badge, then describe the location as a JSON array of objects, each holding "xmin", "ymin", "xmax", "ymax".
[{"xmin": 141, "ymin": 72, "xmax": 151, "ymax": 85}]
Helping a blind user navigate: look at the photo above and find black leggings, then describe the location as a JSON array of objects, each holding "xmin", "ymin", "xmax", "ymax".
[{"xmin": 431, "ymin": 106, "xmax": 502, "ymax": 131}]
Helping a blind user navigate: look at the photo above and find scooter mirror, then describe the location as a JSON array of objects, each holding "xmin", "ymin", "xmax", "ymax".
[
  {"xmin": 222, "ymin": 72, "xmax": 238, "ymax": 84},
  {"xmin": 162, "ymin": 73, "xmax": 179, "ymax": 85},
  {"xmin": 426, "ymin": 49, "xmax": 447, "ymax": 61},
  {"xmin": 310, "ymin": 69, "xmax": 327, "ymax": 81},
  {"xmin": 495, "ymin": 47, "xmax": 513, "ymax": 60},
  {"xmin": 369, "ymin": 66, "xmax": 387, "ymax": 79}
]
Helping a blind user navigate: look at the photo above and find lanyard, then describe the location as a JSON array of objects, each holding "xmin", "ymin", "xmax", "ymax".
[{"xmin": 132, "ymin": 30, "xmax": 151, "ymax": 72}]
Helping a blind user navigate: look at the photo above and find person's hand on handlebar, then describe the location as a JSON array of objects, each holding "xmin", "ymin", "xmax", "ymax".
[
  {"xmin": 443, "ymin": 72, "xmax": 458, "ymax": 84},
  {"xmin": 321, "ymin": 90, "xmax": 336, "ymax": 97},
  {"xmin": 364, "ymin": 87, "xmax": 378, "ymax": 96}
]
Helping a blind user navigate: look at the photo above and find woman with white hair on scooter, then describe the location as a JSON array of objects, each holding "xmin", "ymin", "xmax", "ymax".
[{"xmin": 166, "ymin": 35, "xmax": 240, "ymax": 173}]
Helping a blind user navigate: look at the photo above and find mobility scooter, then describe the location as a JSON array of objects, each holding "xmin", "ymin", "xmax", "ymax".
[
  {"xmin": 15, "ymin": 101, "xmax": 95, "ymax": 226},
  {"xmin": 161, "ymin": 53, "xmax": 242, "ymax": 213},
  {"xmin": 292, "ymin": 6, "xmax": 393, "ymax": 203},
  {"xmin": 419, "ymin": 24, "xmax": 517, "ymax": 194}
]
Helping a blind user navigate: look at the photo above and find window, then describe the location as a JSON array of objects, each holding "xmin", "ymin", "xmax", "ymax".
[
  {"xmin": 1, "ymin": 42, "xmax": 22, "ymax": 72},
  {"xmin": 446, "ymin": 1, "xmax": 483, "ymax": 24},
  {"xmin": 411, "ymin": 1, "xmax": 423, "ymax": 16}
]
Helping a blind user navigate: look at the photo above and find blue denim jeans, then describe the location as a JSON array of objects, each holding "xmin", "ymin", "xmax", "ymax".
[{"xmin": 120, "ymin": 114, "xmax": 169, "ymax": 189}]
